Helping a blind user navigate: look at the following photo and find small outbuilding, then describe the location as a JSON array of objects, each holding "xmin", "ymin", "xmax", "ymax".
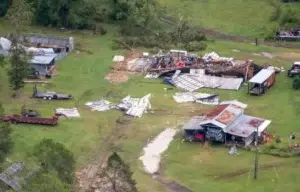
[
  {"xmin": 30, "ymin": 55, "xmax": 56, "ymax": 76},
  {"xmin": 248, "ymin": 69, "xmax": 275, "ymax": 95}
]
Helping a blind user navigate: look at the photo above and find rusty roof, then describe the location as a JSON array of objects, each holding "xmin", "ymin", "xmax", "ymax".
[{"xmin": 206, "ymin": 104, "xmax": 229, "ymax": 118}]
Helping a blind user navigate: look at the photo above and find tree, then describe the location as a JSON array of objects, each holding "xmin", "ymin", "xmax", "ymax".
[
  {"xmin": 293, "ymin": 77, "xmax": 300, "ymax": 90},
  {"xmin": 5, "ymin": 0, "xmax": 33, "ymax": 95},
  {"xmin": 33, "ymin": 139, "xmax": 75, "ymax": 184},
  {"xmin": 7, "ymin": 45, "xmax": 31, "ymax": 93},
  {"xmin": 24, "ymin": 172, "xmax": 70, "ymax": 192},
  {"xmin": 0, "ymin": 122, "xmax": 13, "ymax": 166},
  {"xmin": 90, "ymin": 152, "xmax": 137, "ymax": 192},
  {"xmin": 5, "ymin": 0, "xmax": 33, "ymax": 33}
]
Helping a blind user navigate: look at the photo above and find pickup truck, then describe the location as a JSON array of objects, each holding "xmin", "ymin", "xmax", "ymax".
[
  {"xmin": 287, "ymin": 62, "xmax": 300, "ymax": 77},
  {"xmin": 32, "ymin": 86, "xmax": 72, "ymax": 100}
]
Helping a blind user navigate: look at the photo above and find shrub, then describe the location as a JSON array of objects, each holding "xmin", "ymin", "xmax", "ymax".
[
  {"xmin": 184, "ymin": 41, "xmax": 207, "ymax": 52},
  {"xmin": 293, "ymin": 77, "xmax": 300, "ymax": 90}
]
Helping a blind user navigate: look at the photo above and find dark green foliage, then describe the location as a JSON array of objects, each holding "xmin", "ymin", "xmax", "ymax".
[
  {"xmin": 0, "ymin": 122, "xmax": 13, "ymax": 165},
  {"xmin": 0, "ymin": 55, "xmax": 6, "ymax": 67},
  {"xmin": 5, "ymin": 0, "xmax": 33, "ymax": 33},
  {"xmin": 7, "ymin": 45, "xmax": 31, "ymax": 91},
  {"xmin": 0, "ymin": 0, "xmax": 11, "ymax": 17},
  {"xmin": 33, "ymin": 139, "xmax": 75, "ymax": 184},
  {"xmin": 184, "ymin": 41, "xmax": 207, "ymax": 52},
  {"xmin": 293, "ymin": 77, "xmax": 300, "ymax": 90},
  {"xmin": 104, "ymin": 152, "xmax": 137, "ymax": 192},
  {"xmin": 280, "ymin": 8, "xmax": 300, "ymax": 28},
  {"xmin": 24, "ymin": 172, "xmax": 70, "ymax": 192}
]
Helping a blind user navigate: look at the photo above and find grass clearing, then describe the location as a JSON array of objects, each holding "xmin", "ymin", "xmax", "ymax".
[{"xmin": 159, "ymin": 0, "xmax": 300, "ymax": 37}]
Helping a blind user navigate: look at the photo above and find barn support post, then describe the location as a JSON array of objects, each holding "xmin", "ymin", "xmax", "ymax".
[{"xmin": 254, "ymin": 127, "xmax": 259, "ymax": 180}]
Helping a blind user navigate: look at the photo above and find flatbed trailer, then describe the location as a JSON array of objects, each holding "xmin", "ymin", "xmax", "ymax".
[{"xmin": 1, "ymin": 115, "xmax": 58, "ymax": 126}]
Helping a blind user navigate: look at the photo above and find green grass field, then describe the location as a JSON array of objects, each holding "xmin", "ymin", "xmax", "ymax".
[
  {"xmin": 2, "ymin": 18, "xmax": 300, "ymax": 191},
  {"xmin": 159, "ymin": 0, "xmax": 300, "ymax": 37}
]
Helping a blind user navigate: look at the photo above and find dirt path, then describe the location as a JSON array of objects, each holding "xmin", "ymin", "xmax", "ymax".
[
  {"xmin": 75, "ymin": 116, "xmax": 132, "ymax": 192},
  {"xmin": 155, "ymin": 175, "xmax": 193, "ymax": 192}
]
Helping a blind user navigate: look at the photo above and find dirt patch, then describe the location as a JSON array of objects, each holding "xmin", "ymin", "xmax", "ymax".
[
  {"xmin": 105, "ymin": 71, "xmax": 129, "ymax": 84},
  {"xmin": 275, "ymin": 52, "xmax": 300, "ymax": 61}
]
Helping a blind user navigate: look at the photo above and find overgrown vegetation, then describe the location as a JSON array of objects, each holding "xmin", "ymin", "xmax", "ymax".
[
  {"xmin": 0, "ymin": 103, "xmax": 13, "ymax": 171},
  {"xmin": 89, "ymin": 152, "xmax": 137, "ymax": 192},
  {"xmin": 33, "ymin": 139, "xmax": 75, "ymax": 185},
  {"xmin": 293, "ymin": 77, "xmax": 300, "ymax": 89}
]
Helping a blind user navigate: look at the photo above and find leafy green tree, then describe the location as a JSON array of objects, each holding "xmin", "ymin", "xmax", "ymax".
[
  {"xmin": 7, "ymin": 45, "xmax": 31, "ymax": 92},
  {"xmin": 293, "ymin": 77, "xmax": 300, "ymax": 90},
  {"xmin": 5, "ymin": 0, "xmax": 33, "ymax": 33},
  {"xmin": 0, "ymin": 0, "xmax": 11, "ymax": 17},
  {"xmin": 33, "ymin": 139, "xmax": 75, "ymax": 184},
  {"xmin": 0, "ymin": 122, "xmax": 13, "ymax": 166},
  {"xmin": 24, "ymin": 172, "xmax": 70, "ymax": 192},
  {"xmin": 101, "ymin": 152, "xmax": 137, "ymax": 192},
  {"xmin": 5, "ymin": 0, "xmax": 33, "ymax": 95}
]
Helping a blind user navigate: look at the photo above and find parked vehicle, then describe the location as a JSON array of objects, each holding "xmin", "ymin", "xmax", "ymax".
[
  {"xmin": 1, "ymin": 115, "xmax": 58, "ymax": 126},
  {"xmin": 32, "ymin": 86, "xmax": 72, "ymax": 100},
  {"xmin": 287, "ymin": 62, "xmax": 300, "ymax": 77},
  {"xmin": 21, "ymin": 109, "xmax": 40, "ymax": 118}
]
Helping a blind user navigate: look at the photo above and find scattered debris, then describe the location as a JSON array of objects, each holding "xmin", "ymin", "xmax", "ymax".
[
  {"xmin": 145, "ymin": 73, "xmax": 160, "ymax": 79},
  {"xmin": 262, "ymin": 52, "xmax": 273, "ymax": 59},
  {"xmin": 122, "ymin": 94, "xmax": 152, "ymax": 118},
  {"xmin": 139, "ymin": 128, "xmax": 177, "ymax": 174},
  {"xmin": 85, "ymin": 100, "xmax": 114, "ymax": 112},
  {"xmin": 202, "ymin": 52, "xmax": 233, "ymax": 62},
  {"xmin": 173, "ymin": 92, "xmax": 220, "ymax": 105},
  {"xmin": 228, "ymin": 145, "xmax": 239, "ymax": 156},
  {"xmin": 55, "ymin": 108, "xmax": 80, "ymax": 118},
  {"xmin": 113, "ymin": 55, "xmax": 125, "ymax": 62},
  {"xmin": 85, "ymin": 94, "xmax": 152, "ymax": 118}
]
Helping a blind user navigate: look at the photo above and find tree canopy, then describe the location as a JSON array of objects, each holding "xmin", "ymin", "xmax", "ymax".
[{"xmin": 33, "ymin": 139, "xmax": 75, "ymax": 184}]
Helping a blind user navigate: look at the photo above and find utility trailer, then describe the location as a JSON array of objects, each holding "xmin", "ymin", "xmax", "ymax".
[
  {"xmin": 32, "ymin": 86, "xmax": 72, "ymax": 100},
  {"xmin": 1, "ymin": 115, "xmax": 58, "ymax": 126}
]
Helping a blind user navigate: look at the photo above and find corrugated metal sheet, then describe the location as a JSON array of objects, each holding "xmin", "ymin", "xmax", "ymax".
[
  {"xmin": 249, "ymin": 69, "xmax": 275, "ymax": 84},
  {"xmin": 182, "ymin": 116, "xmax": 206, "ymax": 130},
  {"xmin": 30, "ymin": 55, "xmax": 56, "ymax": 65},
  {"xmin": 172, "ymin": 74, "xmax": 243, "ymax": 91}
]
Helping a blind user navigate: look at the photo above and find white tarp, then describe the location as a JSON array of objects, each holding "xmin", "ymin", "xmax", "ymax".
[
  {"xmin": 139, "ymin": 128, "xmax": 177, "ymax": 174},
  {"xmin": 0, "ymin": 37, "xmax": 11, "ymax": 51},
  {"xmin": 85, "ymin": 100, "xmax": 114, "ymax": 112},
  {"xmin": 55, "ymin": 108, "xmax": 80, "ymax": 118}
]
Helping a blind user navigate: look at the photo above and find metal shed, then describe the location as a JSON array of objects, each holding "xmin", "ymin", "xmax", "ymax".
[
  {"xmin": 248, "ymin": 69, "xmax": 275, "ymax": 95},
  {"xmin": 30, "ymin": 55, "xmax": 56, "ymax": 76}
]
